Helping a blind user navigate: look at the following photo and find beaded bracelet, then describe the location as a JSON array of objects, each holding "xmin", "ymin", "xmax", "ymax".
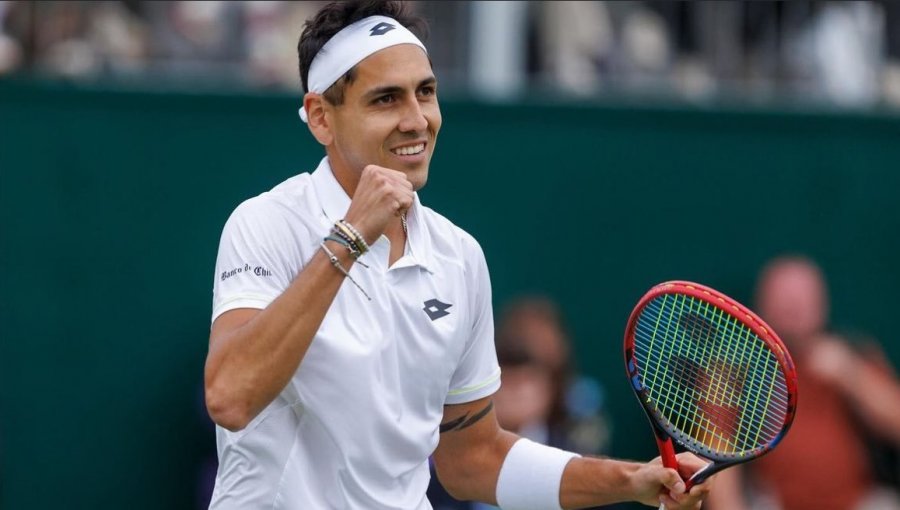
[
  {"xmin": 332, "ymin": 222, "xmax": 366, "ymax": 255},
  {"xmin": 337, "ymin": 219, "xmax": 371, "ymax": 253},
  {"xmin": 329, "ymin": 225, "xmax": 353, "ymax": 245},
  {"xmin": 320, "ymin": 242, "xmax": 372, "ymax": 301}
]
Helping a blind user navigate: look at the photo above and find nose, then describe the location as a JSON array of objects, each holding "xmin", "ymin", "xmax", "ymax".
[{"xmin": 398, "ymin": 96, "xmax": 428, "ymax": 133}]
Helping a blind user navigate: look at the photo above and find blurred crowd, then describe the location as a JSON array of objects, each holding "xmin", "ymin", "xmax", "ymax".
[
  {"xmin": 2, "ymin": 1, "xmax": 900, "ymax": 107},
  {"xmin": 705, "ymin": 256, "xmax": 900, "ymax": 510}
]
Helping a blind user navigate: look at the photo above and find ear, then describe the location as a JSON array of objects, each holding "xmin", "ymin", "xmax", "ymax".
[{"xmin": 304, "ymin": 93, "xmax": 334, "ymax": 146}]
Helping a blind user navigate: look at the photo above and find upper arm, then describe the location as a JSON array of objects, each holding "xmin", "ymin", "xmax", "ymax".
[
  {"xmin": 433, "ymin": 396, "xmax": 518, "ymax": 503},
  {"xmin": 204, "ymin": 308, "xmax": 262, "ymax": 425},
  {"xmin": 208, "ymin": 308, "xmax": 260, "ymax": 351}
]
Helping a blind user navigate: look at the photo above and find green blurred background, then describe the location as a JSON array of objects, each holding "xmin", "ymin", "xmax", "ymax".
[{"xmin": 2, "ymin": 76, "xmax": 900, "ymax": 509}]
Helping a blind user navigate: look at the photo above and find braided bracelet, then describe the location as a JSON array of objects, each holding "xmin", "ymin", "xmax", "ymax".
[
  {"xmin": 320, "ymin": 242, "xmax": 372, "ymax": 301},
  {"xmin": 325, "ymin": 234, "xmax": 369, "ymax": 268}
]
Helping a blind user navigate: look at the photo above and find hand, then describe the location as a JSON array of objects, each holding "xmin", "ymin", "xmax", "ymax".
[
  {"xmin": 808, "ymin": 337, "xmax": 860, "ymax": 390},
  {"xmin": 343, "ymin": 165, "xmax": 414, "ymax": 244},
  {"xmin": 633, "ymin": 453, "xmax": 712, "ymax": 509}
]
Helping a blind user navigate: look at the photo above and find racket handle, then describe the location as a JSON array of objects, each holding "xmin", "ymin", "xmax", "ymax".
[
  {"xmin": 656, "ymin": 435, "xmax": 677, "ymax": 510},
  {"xmin": 655, "ymin": 435, "xmax": 678, "ymax": 471}
]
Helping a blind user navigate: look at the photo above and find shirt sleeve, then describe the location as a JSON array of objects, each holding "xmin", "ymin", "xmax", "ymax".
[
  {"xmin": 211, "ymin": 197, "xmax": 305, "ymax": 323},
  {"xmin": 445, "ymin": 234, "xmax": 501, "ymax": 405}
]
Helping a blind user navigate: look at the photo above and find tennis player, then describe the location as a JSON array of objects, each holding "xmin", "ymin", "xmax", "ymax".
[{"xmin": 204, "ymin": 1, "xmax": 712, "ymax": 509}]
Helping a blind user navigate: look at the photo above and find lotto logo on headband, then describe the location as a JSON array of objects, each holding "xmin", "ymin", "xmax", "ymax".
[{"xmin": 370, "ymin": 22, "xmax": 395, "ymax": 36}]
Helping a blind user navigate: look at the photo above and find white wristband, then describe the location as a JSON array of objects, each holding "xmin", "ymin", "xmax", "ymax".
[{"xmin": 496, "ymin": 438, "xmax": 580, "ymax": 510}]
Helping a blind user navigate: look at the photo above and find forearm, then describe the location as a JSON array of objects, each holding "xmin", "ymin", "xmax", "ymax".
[
  {"xmin": 205, "ymin": 241, "xmax": 352, "ymax": 430},
  {"xmin": 559, "ymin": 456, "xmax": 643, "ymax": 508},
  {"xmin": 435, "ymin": 428, "xmax": 519, "ymax": 503},
  {"xmin": 843, "ymin": 370, "xmax": 900, "ymax": 445}
]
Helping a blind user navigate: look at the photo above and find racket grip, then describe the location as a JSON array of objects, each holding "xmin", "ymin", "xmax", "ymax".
[
  {"xmin": 655, "ymin": 435, "xmax": 678, "ymax": 471},
  {"xmin": 656, "ymin": 435, "xmax": 677, "ymax": 510}
]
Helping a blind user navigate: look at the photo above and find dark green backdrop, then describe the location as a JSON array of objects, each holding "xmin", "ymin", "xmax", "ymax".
[{"xmin": 2, "ymin": 78, "xmax": 899, "ymax": 509}]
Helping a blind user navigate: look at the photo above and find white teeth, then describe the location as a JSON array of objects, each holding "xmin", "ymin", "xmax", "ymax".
[{"xmin": 394, "ymin": 143, "xmax": 424, "ymax": 156}]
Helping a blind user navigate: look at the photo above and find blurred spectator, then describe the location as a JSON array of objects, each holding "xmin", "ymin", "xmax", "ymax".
[
  {"xmin": 494, "ymin": 296, "xmax": 611, "ymax": 457},
  {"xmin": 492, "ymin": 332, "xmax": 555, "ymax": 443},
  {"xmin": 0, "ymin": 1, "xmax": 23, "ymax": 74},
  {"xmin": 3, "ymin": 1, "xmax": 900, "ymax": 108},
  {"xmin": 707, "ymin": 255, "xmax": 900, "ymax": 510}
]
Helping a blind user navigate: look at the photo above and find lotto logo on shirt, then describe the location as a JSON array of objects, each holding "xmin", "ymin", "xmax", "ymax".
[{"xmin": 221, "ymin": 263, "xmax": 272, "ymax": 281}]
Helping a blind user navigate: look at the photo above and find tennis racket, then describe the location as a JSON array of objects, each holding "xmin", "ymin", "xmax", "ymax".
[{"xmin": 624, "ymin": 281, "xmax": 797, "ymax": 505}]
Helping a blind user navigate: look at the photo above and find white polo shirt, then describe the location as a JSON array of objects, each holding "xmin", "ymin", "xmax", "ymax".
[{"xmin": 208, "ymin": 157, "xmax": 501, "ymax": 510}]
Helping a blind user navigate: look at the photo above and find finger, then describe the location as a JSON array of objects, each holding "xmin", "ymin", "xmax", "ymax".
[
  {"xmin": 385, "ymin": 168, "xmax": 409, "ymax": 182},
  {"xmin": 658, "ymin": 494, "xmax": 679, "ymax": 509},
  {"xmin": 687, "ymin": 483, "xmax": 710, "ymax": 499},
  {"xmin": 660, "ymin": 494, "xmax": 701, "ymax": 510},
  {"xmin": 362, "ymin": 164, "xmax": 383, "ymax": 179},
  {"xmin": 397, "ymin": 189, "xmax": 414, "ymax": 209},
  {"xmin": 659, "ymin": 468, "xmax": 686, "ymax": 496},
  {"xmin": 665, "ymin": 484, "xmax": 707, "ymax": 510},
  {"xmin": 674, "ymin": 453, "xmax": 708, "ymax": 474}
]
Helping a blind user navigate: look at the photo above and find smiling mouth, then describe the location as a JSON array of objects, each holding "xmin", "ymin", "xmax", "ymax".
[{"xmin": 391, "ymin": 143, "xmax": 426, "ymax": 156}]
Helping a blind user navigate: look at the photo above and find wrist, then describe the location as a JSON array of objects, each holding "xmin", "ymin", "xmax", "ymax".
[
  {"xmin": 620, "ymin": 461, "xmax": 650, "ymax": 502},
  {"xmin": 323, "ymin": 238, "xmax": 355, "ymax": 263},
  {"xmin": 333, "ymin": 219, "xmax": 371, "ymax": 256},
  {"xmin": 496, "ymin": 438, "xmax": 579, "ymax": 510},
  {"xmin": 340, "ymin": 214, "xmax": 378, "ymax": 246}
]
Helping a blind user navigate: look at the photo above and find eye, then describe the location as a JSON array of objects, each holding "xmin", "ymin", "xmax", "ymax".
[
  {"xmin": 419, "ymin": 85, "xmax": 436, "ymax": 97},
  {"xmin": 374, "ymin": 94, "xmax": 396, "ymax": 105}
]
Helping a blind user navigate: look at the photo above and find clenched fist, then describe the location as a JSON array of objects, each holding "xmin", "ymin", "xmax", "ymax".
[{"xmin": 343, "ymin": 165, "xmax": 414, "ymax": 244}]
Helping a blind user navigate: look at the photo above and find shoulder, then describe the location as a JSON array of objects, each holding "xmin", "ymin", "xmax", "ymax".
[
  {"xmin": 219, "ymin": 173, "xmax": 322, "ymax": 248},
  {"xmin": 226, "ymin": 173, "xmax": 316, "ymax": 224},
  {"xmin": 234, "ymin": 173, "xmax": 315, "ymax": 216}
]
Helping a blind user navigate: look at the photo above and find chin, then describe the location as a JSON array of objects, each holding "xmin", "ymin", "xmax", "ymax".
[
  {"xmin": 399, "ymin": 163, "xmax": 428, "ymax": 191},
  {"xmin": 416, "ymin": 163, "xmax": 432, "ymax": 186},
  {"xmin": 410, "ymin": 173, "xmax": 428, "ymax": 191}
]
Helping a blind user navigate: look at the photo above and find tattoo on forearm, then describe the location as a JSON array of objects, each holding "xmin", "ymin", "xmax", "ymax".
[{"xmin": 439, "ymin": 401, "xmax": 494, "ymax": 433}]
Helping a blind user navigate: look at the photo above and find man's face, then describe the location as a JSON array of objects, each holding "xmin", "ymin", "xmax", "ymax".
[
  {"xmin": 756, "ymin": 261, "xmax": 828, "ymax": 348},
  {"xmin": 327, "ymin": 44, "xmax": 441, "ymax": 191}
]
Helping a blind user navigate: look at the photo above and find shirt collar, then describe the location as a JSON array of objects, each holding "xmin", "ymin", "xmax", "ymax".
[{"xmin": 310, "ymin": 157, "xmax": 435, "ymax": 273}]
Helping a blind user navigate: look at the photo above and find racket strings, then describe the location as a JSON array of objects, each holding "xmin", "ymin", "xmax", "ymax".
[
  {"xmin": 633, "ymin": 293, "xmax": 789, "ymax": 456},
  {"xmin": 635, "ymin": 354, "xmax": 786, "ymax": 446},
  {"xmin": 639, "ymin": 361, "xmax": 784, "ymax": 450},
  {"xmin": 638, "ymin": 297, "xmax": 788, "ymax": 419},
  {"xmin": 634, "ymin": 321, "xmax": 790, "ymax": 421},
  {"xmin": 639, "ymin": 304, "xmax": 786, "ymax": 450}
]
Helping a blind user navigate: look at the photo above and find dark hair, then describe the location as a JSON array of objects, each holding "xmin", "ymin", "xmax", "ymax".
[
  {"xmin": 297, "ymin": 0, "xmax": 428, "ymax": 105},
  {"xmin": 496, "ymin": 296, "xmax": 574, "ymax": 427}
]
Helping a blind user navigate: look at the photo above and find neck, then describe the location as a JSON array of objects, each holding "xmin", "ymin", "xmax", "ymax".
[{"xmin": 326, "ymin": 153, "xmax": 361, "ymax": 198}]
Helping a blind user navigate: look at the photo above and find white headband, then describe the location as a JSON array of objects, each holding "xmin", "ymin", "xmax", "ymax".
[{"xmin": 299, "ymin": 15, "xmax": 427, "ymax": 123}]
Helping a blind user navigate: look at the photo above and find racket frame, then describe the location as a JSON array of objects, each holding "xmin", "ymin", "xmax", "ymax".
[{"xmin": 624, "ymin": 280, "xmax": 798, "ymax": 488}]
